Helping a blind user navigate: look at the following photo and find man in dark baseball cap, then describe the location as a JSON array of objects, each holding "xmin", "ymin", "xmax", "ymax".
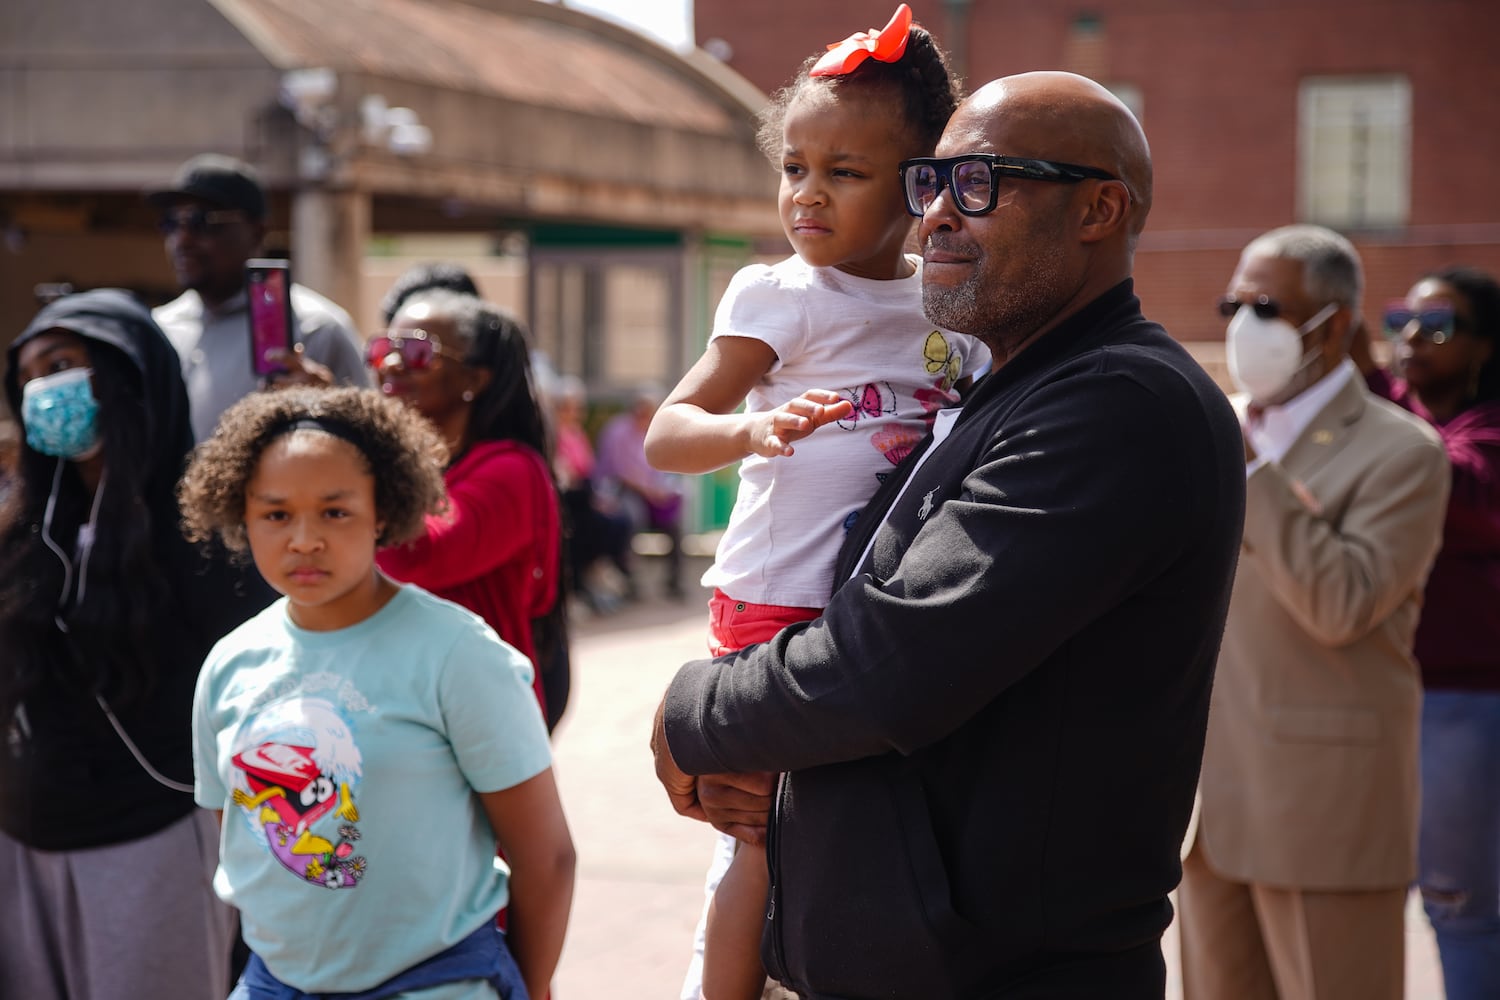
[
  {"xmin": 147, "ymin": 153, "xmax": 368, "ymax": 440},
  {"xmin": 147, "ymin": 155, "xmax": 269, "ymax": 319},
  {"xmin": 145, "ymin": 153, "xmax": 267, "ymax": 220}
]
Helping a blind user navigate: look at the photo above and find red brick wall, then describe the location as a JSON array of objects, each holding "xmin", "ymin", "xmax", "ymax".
[{"xmin": 695, "ymin": 0, "xmax": 1500, "ymax": 341}]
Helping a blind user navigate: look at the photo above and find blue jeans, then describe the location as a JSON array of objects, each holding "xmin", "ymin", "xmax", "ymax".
[
  {"xmin": 1419, "ymin": 689, "xmax": 1500, "ymax": 1000},
  {"xmin": 228, "ymin": 920, "xmax": 528, "ymax": 1000}
]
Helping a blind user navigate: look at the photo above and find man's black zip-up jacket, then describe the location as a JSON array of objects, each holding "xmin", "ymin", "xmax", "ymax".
[{"xmin": 664, "ymin": 280, "xmax": 1247, "ymax": 999}]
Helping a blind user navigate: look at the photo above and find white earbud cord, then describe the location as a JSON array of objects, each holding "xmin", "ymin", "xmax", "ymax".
[
  {"xmin": 39, "ymin": 460, "xmax": 107, "ymax": 630},
  {"xmin": 73, "ymin": 466, "xmax": 106, "ymax": 611},
  {"xmin": 38, "ymin": 458, "xmax": 73, "ymax": 632},
  {"xmin": 38, "ymin": 459, "xmax": 193, "ymax": 794},
  {"xmin": 95, "ymin": 693, "xmax": 195, "ymax": 794}
]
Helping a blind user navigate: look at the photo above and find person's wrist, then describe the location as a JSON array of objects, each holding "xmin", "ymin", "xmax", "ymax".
[{"xmin": 735, "ymin": 413, "xmax": 758, "ymax": 457}]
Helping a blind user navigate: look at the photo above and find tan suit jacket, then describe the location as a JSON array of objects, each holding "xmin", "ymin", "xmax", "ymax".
[{"xmin": 1196, "ymin": 375, "xmax": 1449, "ymax": 891}]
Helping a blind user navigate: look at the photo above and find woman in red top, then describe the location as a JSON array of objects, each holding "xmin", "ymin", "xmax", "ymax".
[
  {"xmin": 372, "ymin": 290, "xmax": 569, "ymax": 731},
  {"xmin": 1357, "ymin": 265, "xmax": 1500, "ymax": 999}
]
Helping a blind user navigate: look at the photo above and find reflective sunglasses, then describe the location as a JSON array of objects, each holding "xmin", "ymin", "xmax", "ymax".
[
  {"xmin": 898, "ymin": 153, "xmax": 1119, "ymax": 217},
  {"xmin": 156, "ymin": 207, "xmax": 247, "ymax": 237},
  {"xmin": 1383, "ymin": 302, "xmax": 1460, "ymax": 345},
  {"xmin": 365, "ymin": 329, "xmax": 467, "ymax": 370}
]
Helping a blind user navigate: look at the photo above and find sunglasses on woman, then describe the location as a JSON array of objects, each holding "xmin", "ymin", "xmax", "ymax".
[
  {"xmin": 365, "ymin": 329, "xmax": 467, "ymax": 370},
  {"xmin": 1382, "ymin": 302, "xmax": 1461, "ymax": 345}
]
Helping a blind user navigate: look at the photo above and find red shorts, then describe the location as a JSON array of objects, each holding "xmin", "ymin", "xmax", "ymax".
[{"xmin": 707, "ymin": 588, "xmax": 821, "ymax": 656}]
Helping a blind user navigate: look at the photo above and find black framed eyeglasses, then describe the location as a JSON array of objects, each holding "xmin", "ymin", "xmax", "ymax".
[
  {"xmin": 898, "ymin": 154, "xmax": 1120, "ymax": 217},
  {"xmin": 1217, "ymin": 295, "xmax": 1282, "ymax": 321},
  {"xmin": 157, "ymin": 207, "xmax": 247, "ymax": 237},
  {"xmin": 1383, "ymin": 301, "xmax": 1461, "ymax": 345}
]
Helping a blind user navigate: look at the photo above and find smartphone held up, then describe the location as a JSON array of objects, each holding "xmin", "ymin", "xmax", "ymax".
[{"xmin": 247, "ymin": 259, "xmax": 294, "ymax": 377}]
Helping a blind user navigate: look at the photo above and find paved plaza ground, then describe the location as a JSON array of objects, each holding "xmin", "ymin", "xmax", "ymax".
[{"xmin": 550, "ymin": 572, "xmax": 1445, "ymax": 999}]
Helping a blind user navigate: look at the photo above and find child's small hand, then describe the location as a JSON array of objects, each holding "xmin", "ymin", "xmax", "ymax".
[{"xmin": 746, "ymin": 389, "xmax": 856, "ymax": 458}]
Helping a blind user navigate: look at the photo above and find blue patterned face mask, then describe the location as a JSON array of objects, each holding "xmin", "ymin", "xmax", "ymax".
[{"xmin": 21, "ymin": 367, "xmax": 101, "ymax": 459}]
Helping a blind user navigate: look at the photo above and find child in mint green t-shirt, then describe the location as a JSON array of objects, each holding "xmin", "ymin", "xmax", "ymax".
[{"xmin": 181, "ymin": 387, "xmax": 575, "ymax": 1000}]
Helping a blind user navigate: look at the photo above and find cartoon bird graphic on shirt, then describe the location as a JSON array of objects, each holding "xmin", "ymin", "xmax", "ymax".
[{"xmin": 230, "ymin": 696, "xmax": 368, "ymax": 888}]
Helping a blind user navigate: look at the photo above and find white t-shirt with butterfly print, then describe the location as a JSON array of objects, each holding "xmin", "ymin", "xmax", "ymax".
[{"xmin": 701, "ymin": 253, "xmax": 990, "ymax": 608}]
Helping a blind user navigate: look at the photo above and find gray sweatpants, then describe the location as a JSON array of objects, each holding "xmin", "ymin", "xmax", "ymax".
[{"xmin": 0, "ymin": 809, "xmax": 235, "ymax": 1000}]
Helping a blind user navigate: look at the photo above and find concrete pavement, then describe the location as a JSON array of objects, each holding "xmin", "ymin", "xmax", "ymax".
[
  {"xmin": 551, "ymin": 589, "xmax": 718, "ymax": 1000},
  {"xmin": 549, "ymin": 583, "xmax": 1446, "ymax": 999}
]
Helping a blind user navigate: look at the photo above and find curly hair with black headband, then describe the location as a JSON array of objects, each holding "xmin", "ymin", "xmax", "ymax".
[
  {"xmin": 756, "ymin": 17, "xmax": 963, "ymax": 164},
  {"xmin": 178, "ymin": 386, "xmax": 449, "ymax": 558},
  {"xmin": 0, "ymin": 341, "xmax": 172, "ymax": 712},
  {"xmin": 1428, "ymin": 265, "xmax": 1500, "ymax": 404}
]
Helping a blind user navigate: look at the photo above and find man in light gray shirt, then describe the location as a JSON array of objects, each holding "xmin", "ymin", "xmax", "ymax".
[{"xmin": 148, "ymin": 154, "xmax": 369, "ymax": 441}]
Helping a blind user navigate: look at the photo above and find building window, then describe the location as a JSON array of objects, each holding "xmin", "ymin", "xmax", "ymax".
[{"xmin": 1298, "ymin": 76, "xmax": 1411, "ymax": 229}]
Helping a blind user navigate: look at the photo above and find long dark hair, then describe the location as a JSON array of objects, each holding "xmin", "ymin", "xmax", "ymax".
[
  {"xmin": 465, "ymin": 303, "xmax": 571, "ymax": 729},
  {"xmin": 0, "ymin": 341, "xmax": 175, "ymax": 712},
  {"xmin": 464, "ymin": 306, "xmax": 549, "ymax": 457},
  {"xmin": 1429, "ymin": 265, "xmax": 1500, "ymax": 405}
]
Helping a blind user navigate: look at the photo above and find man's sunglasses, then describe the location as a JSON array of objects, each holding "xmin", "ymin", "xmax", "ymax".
[
  {"xmin": 156, "ymin": 208, "xmax": 246, "ymax": 237},
  {"xmin": 1216, "ymin": 295, "xmax": 1285, "ymax": 321},
  {"xmin": 1383, "ymin": 302, "xmax": 1461, "ymax": 345},
  {"xmin": 365, "ymin": 330, "xmax": 468, "ymax": 371},
  {"xmin": 898, "ymin": 153, "xmax": 1119, "ymax": 217},
  {"xmin": 1218, "ymin": 295, "xmax": 1341, "ymax": 336}
]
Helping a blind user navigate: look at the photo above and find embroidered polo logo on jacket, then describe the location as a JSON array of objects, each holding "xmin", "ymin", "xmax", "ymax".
[{"xmin": 918, "ymin": 489, "xmax": 936, "ymax": 521}]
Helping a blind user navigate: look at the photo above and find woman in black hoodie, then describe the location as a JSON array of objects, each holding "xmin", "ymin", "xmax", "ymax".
[{"xmin": 0, "ymin": 289, "xmax": 268, "ymax": 999}]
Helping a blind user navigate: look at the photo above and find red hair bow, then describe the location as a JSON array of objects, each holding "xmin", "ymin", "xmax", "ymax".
[{"xmin": 810, "ymin": 3, "xmax": 913, "ymax": 78}]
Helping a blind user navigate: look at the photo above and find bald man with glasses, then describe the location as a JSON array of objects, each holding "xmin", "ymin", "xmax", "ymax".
[{"xmin": 651, "ymin": 72, "xmax": 1246, "ymax": 999}]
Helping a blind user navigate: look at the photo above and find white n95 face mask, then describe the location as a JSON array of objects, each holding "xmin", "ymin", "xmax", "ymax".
[{"xmin": 1225, "ymin": 302, "xmax": 1339, "ymax": 404}]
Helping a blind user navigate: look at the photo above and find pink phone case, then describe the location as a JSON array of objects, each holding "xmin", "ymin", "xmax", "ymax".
[{"xmin": 247, "ymin": 261, "xmax": 293, "ymax": 376}]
